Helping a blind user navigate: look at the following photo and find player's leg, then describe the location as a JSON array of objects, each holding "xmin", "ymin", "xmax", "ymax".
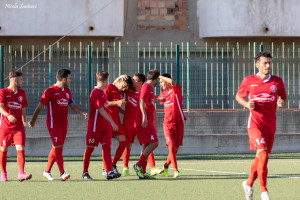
[
  {"xmin": 112, "ymin": 134, "xmax": 126, "ymax": 177},
  {"xmin": 82, "ymin": 146, "xmax": 94, "ymax": 180},
  {"xmin": 257, "ymin": 149, "xmax": 269, "ymax": 195},
  {"xmin": 0, "ymin": 146, "xmax": 8, "ymax": 182},
  {"xmin": 122, "ymin": 143, "xmax": 132, "ymax": 176},
  {"xmin": 148, "ymin": 152, "xmax": 162, "ymax": 176},
  {"xmin": 44, "ymin": 147, "xmax": 55, "ymax": 174}
]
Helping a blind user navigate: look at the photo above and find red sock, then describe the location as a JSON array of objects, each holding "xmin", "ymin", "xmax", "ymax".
[
  {"xmin": 148, "ymin": 152, "xmax": 155, "ymax": 169},
  {"xmin": 142, "ymin": 158, "xmax": 148, "ymax": 174},
  {"xmin": 17, "ymin": 150, "xmax": 25, "ymax": 173},
  {"xmin": 165, "ymin": 149, "xmax": 178, "ymax": 168},
  {"xmin": 0, "ymin": 151, "xmax": 7, "ymax": 173},
  {"xmin": 169, "ymin": 144, "xmax": 178, "ymax": 171},
  {"xmin": 257, "ymin": 150, "xmax": 269, "ymax": 193},
  {"xmin": 45, "ymin": 147, "xmax": 55, "ymax": 172},
  {"xmin": 102, "ymin": 144, "xmax": 112, "ymax": 172},
  {"xmin": 136, "ymin": 153, "xmax": 147, "ymax": 167},
  {"xmin": 112, "ymin": 141, "xmax": 127, "ymax": 165},
  {"xmin": 122, "ymin": 148, "xmax": 131, "ymax": 168},
  {"xmin": 83, "ymin": 147, "xmax": 94, "ymax": 173},
  {"xmin": 55, "ymin": 147, "xmax": 65, "ymax": 174},
  {"xmin": 246, "ymin": 157, "xmax": 259, "ymax": 187}
]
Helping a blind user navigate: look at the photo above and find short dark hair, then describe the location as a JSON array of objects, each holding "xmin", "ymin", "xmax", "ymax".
[
  {"xmin": 96, "ymin": 71, "xmax": 109, "ymax": 82},
  {"xmin": 134, "ymin": 73, "xmax": 146, "ymax": 83},
  {"xmin": 56, "ymin": 69, "xmax": 71, "ymax": 81},
  {"xmin": 255, "ymin": 52, "xmax": 272, "ymax": 63},
  {"xmin": 161, "ymin": 73, "xmax": 171, "ymax": 79},
  {"xmin": 124, "ymin": 76, "xmax": 133, "ymax": 89},
  {"xmin": 9, "ymin": 71, "xmax": 23, "ymax": 79},
  {"xmin": 147, "ymin": 69, "xmax": 160, "ymax": 81}
]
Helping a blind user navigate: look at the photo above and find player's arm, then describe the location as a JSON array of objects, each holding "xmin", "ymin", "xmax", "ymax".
[
  {"xmin": 154, "ymin": 109, "xmax": 158, "ymax": 132},
  {"xmin": 159, "ymin": 75, "xmax": 176, "ymax": 87},
  {"xmin": 69, "ymin": 102, "xmax": 88, "ymax": 119},
  {"xmin": 139, "ymin": 99, "xmax": 148, "ymax": 128},
  {"xmin": 22, "ymin": 107, "xmax": 26, "ymax": 127},
  {"xmin": 108, "ymin": 99, "xmax": 126, "ymax": 107},
  {"xmin": 28, "ymin": 103, "xmax": 45, "ymax": 128},
  {"xmin": 155, "ymin": 97, "xmax": 166, "ymax": 103},
  {"xmin": 0, "ymin": 103, "xmax": 16, "ymax": 123},
  {"xmin": 98, "ymin": 107, "xmax": 119, "ymax": 132},
  {"xmin": 277, "ymin": 96, "xmax": 286, "ymax": 107},
  {"xmin": 236, "ymin": 94, "xmax": 255, "ymax": 109}
]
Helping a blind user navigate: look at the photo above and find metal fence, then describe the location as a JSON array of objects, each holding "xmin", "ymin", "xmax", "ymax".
[{"xmin": 0, "ymin": 42, "xmax": 299, "ymax": 131}]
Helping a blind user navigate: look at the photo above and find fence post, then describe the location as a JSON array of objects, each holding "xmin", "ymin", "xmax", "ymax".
[
  {"xmin": 187, "ymin": 42, "xmax": 191, "ymax": 111},
  {"xmin": 0, "ymin": 45, "xmax": 4, "ymax": 88},
  {"xmin": 49, "ymin": 45, "xmax": 53, "ymax": 86},
  {"xmin": 176, "ymin": 44, "xmax": 180, "ymax": 84},
  {"xmin": 119, "ymin": 42, "xmax": 122, "ymax": 75},
  {"xmin": 253, "ymin": 42, "xmax": 257, "ymax": 74},
  {"xmin": 88, "ymin": 45, "xmax": 92, "ymax": 96},
  {"xmin": 260, "ymin": 43, "xmax": 264, "ymax": 52}
]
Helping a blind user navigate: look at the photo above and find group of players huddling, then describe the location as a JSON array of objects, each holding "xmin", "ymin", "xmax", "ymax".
[{"xmin": 0, "ymin": 52, "xmax": 286, "ymax": 200}]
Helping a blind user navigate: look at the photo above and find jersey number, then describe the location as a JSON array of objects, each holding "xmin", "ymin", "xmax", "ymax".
[
  {"xmin": 151, "ymin": 135, "xmax": 154, "ymax": 140},
  {"xmin": 54, "ymin": 137, "xmax": 58, "ymax": 142},
  {"xmin": 88, "ymin": 139, "xmax": 95, "ymax": 144},
  {"xmin": 256, "ymin": 138, "xmax": 265, "ymax": 145}
]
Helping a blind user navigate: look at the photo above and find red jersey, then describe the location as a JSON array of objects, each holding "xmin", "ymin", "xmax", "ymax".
[
  {"xmin": 87, "ymin": 88, "xmax": 110, "ymax": 132},
  {"xmin": 237, "ymin": 74, "xmax": 287, "ymax": 133},
  {"xmin": 40, "ymin": 85, "xmax": 73, "ymax": 129},
  {"xmin": 104, "ymin": 84, "xmax": 123, "ymax": 122},
  {"xmin": 0, "ymin": 88, "xmax": 28, "ymax": 131},
  {"xmin": 136, "ymin": 83, "xmax": 155, "ymax": 126},
  {"xmin": 157, "ymin": 84, "xmax": 187, "ymax": 125},
  {"xmin": 123, "ymin": 88, "xmax": 139, "ymax": 125}
]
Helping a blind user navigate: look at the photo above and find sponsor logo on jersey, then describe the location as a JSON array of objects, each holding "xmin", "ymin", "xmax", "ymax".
[
  {"xmin": 164, "ymin": 100, "xmax": 173, "ymax": 107},
  {"xmin": 6, "ymin": 95, "xmax": 11, "ymax": 98},
  {"xmin": 54, "ymin": 93, "xmax": 60, "ymax": 96},
  {"xmin": 18, "ymin": 96, "xmax": 23, "ymax": 102},
  {"xmin": 66, "ymin": 93, "xmax": 69, "ymax": 99},
  {"xmin": 270, "ymin": 85, "xmax": 277, "ymax": 93},
  {"xmin": 7, "ymin": 101, "xmax": 22, "ymax": 109},
  {"xmin": 253, "ymin": 93, "xmax": 275, "ymax": 102},
  {"xmin": 104, "ymin": 102, "xmax": 109, "ymax": 108},
  {"xmin": 128, "ymin": 96, "xmax": 137, "ymax": 107},
  {"xmin": 250, "ymin": 84, "xmax": 258, "ymax": 86},
  {"xmin": 57, "ymin": 98, "xmax": 69, "ymax": 106}
]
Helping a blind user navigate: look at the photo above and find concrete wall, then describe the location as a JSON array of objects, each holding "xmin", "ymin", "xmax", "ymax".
[
  {"xmin": 0, "ymin": 0, "xmax": 124, "ymax": 36},
  {"xmin": 7, "ymin": 110, "xmax": 300, "ymax": 157}
]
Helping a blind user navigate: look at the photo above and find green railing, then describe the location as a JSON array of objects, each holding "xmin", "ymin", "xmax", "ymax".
[{"xmin": 0, "ymin": 41, "xmax": 299, "ymax": 116}]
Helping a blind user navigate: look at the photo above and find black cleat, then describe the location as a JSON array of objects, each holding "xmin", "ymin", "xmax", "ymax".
[
  {"xmin": 106, "ymin": 171, "xmax": 119, "ymax": 180},
  {"xmin": 112, "ymin": 165, "xmax": 122, "ymax": 178},
  {"xmin": 82, "ymin": 172, "xmax": 93, "ymax": 180}
]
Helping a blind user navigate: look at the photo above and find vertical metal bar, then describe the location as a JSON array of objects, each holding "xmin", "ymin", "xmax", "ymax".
[
  {"xmin": 282, "ymin": 42, "xmax": 285, "ymax": 82},
  {"xmin": 222, "ymin": 47, "xmax": 224, "ymax": 109},
  {"xmin": 216, "ymin": 42, "xmax": 218, "ymax": 105},
  {"xmin": 176, "ymin": 44, "xmax": 180, "ymax": 84},
  {"xmin": 49, "ymin": 45, "xmax": 53, "ymax": 86},
  {"xmin": 138, "ymin": 42, "xmax": 140, "ymax": 73},
  {"xmin": 210, "ymin": 47, "xmax": 213, "ymax": 109},
  {"xmin": 287, "ymin": 46, "xmax": 290, "ymax": 109},
  {"xmin": 253, "ymin": 42, "xmax": 257, "ymax": 74},
  {"xmin": 205, "ymin": 42, "xmax": 208, "ymax": 105},
  {"xmin": 0, "ymin": 45, "xmax": 4, "ymax": 88},
  {"xmin": 119, "ymin": 42, "xmax": 122, "ymax": 75},
  {"xmin": 187, "ymin": 42, "xmax": 190, "ymax": 111},
  {"xmin": 232, "ymin": 47, "xmax": 235, "ymax": 109},
  {"xmin": 226, "ymin": 42, "xmax": 229, "ymax": 105},
  {"xmin": 88, "ymin": 45, "xmax": 92, "ymax": 97}
]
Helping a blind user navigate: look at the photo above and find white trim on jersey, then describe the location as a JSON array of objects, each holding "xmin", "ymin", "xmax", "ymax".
[
  {"xmin": 93, "ymin": 109, "xmax": 98, "ymax": 132},
  {"xmin": 0, "ymin": 114, "xmax": 2, "ymax": 128},
  {"xmin": 49, "ymin": 100, "xmax": 53, "ymax": 128},
  {"xmin": 247, "ymin": 111, "xmax": 252, "ymax": 129},
  {"xmin": 175, "ymin": 94, "xmax": 185, "ymax": 122}
]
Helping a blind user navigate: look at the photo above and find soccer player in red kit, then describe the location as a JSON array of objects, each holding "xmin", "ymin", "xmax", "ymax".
[
  {"xmin": 122, "ymin": 73, "xmax": 163, "ymax": 176},
  {"xmin": 82, "ymin": 71, "xmax": 120, "ymax": 180},
  {"xmin": 0, "ymin": 72, "xmax": 32, "ymax": 182},
  {"xmin": 28, "ymin": 69, "xmax": 88, "ymax": 181},
  {"xmin": 157, "ymin": 74, "xmax": 187, "ymax": 178},
  {"xmin": 236, "ymin": 52, "xmax": 287, "ymax": 200},
  {"xmin": 133, "ymin": 69, "xmax": 160, "ymax": 179},
  {"xmin": 103, "ymin": 75, "xmax": 133, "ymax": 177}
]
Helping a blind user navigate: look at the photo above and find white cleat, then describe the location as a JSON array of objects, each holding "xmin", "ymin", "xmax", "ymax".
[
  {"xmin": 43, "ymin": 171, "xmax": 54, "ymax": 181},
  {"xmin": 60, "ymin": 172, "xmax": 70, "ymax": 181},
  {"xmin": 242, "ymin": 180, "xmax": 253, "ymax": 200},
  {"xmin": 102, "ymin": 170, "xmax": 107, "ymax": 176},
  {"xmin": 261, "ymin": 191, "xmax": 271, "ymax": 200}
]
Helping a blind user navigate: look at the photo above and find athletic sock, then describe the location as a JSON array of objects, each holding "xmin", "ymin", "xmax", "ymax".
[
  {"xmin": 142, "ymin": 158, "xmax": 147, "ymax": 174},
  {"xmin": 112, "ymin": 141, "xmax": 127, "ymax": 165},
  {"xmin": 148, "ymin": 152, "xmax": 155, "ymax": 169},
  {"xmin": 122, "ymin": 148, "xmax": 131, "ymax": 168},
  {"xmin": 102, "ymin": 144, "xmax": 112, "ymax": 172},
  {"xmin": 136, "ymin": 153, "xmax": 147, "ymax": 167},
  {"xmin": 246, "ymin": 156, "xmax": 259, "ymax": 187},
  {"xmin": 169, "ymin": 144, "xmax": 178, "ymax": 171},
  {"xmin": 83, "ymin": 147, "xmax": 94, "ymax": 173},
  {"xmin": 0, "ymin": 151, "xmax": 7, "ymax": 173},
  {"xmin": 257, "ymin": 150, "xmax": 269, "ymax": 193},
  {"xmin": 17, "ymin": 150, "xmax": 25, "ymax": 173},
  {"xmin": 165, "ymin": 149, "xmax": 178, "ymax": 168},
  {"xmin": 45, "ymin": 147, "xmax": 55, "ymax": 172},
  {"xmin": 55, "ymin": 147, "xmax": 65, "ymax": 174}
]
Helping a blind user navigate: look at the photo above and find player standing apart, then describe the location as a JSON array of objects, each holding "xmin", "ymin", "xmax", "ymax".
[
  {"xmin": 29, "ymin": 69, "xmax": 88, "ymax": 181},
  {"xmin": 236, "ymin": 52, "xmax": 287, "ymax": 200},
  {"xmin": 158, "ymin": 74, "xmax": 186, "ymax": 178},
  {"xmin": 0, "ymin": 72, "xmax": 32, "ymax": 182},
  {"xmin": 82, "ymin": 71, "xmax": 120, "ymax": 180},
  {"xmin": 103, "ymin": 75, "xmax": 132, "ymax": 177},
  {"xmin": 133, "ymin": 69, "xmax": 160, "ymax": 179}
]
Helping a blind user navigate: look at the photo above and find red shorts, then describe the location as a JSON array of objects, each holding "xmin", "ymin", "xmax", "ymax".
[
  {"xmin": 137, "ymin": 122, "xmax": 158, "ymax": 145},
  {"xmin": 123, "ymin": 121, "xmax": 138, "ymax": 144},
  {"xmin": 112, "ymin": 120, "xmax": 125, "ymax": 137},
  {"xmin": 247, "ymin": 128, "xmax": 275, "ymax": 153},
  {"xmin": 86, "ymin": 128, "xmax": 112, "ymax": 147},
  {"xmin": 163, "ymin": 122, "xmax": 184, "ymax": 148},
  {"xmin": 0, "ymin": 129, "xmax": 26, "ymax": 147},
  {"xmin": 47, "ymin": 126, "xmax": 68, "ymax": 146}
]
